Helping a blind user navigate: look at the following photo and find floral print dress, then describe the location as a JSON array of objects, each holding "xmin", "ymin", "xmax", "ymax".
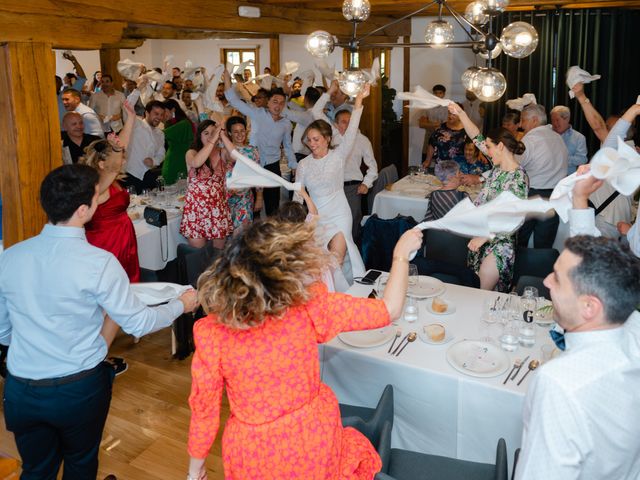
[
  {"xmin": 428, "ymin": 123, "xmax": 469, "ymax": 169},
  {"xmin": 225, "ymin": 145, "xmax": 260, "ymax": 228},
  {"xmin": 469, "ymin": 134, "xmax": 529, "ymax": 292}
]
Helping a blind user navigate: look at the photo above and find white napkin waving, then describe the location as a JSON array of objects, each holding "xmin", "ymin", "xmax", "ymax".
[
  {"xmin": 550, "ymin": 137, "xmax": 640, "ymax": 221},
  {"xmin": 315, "ymin": 59, "xmax": 337, "ymax": 82},
  {"xmin": 203, "ymin": 64, "xmax": 226, "ymax": 112},
  {"xmin": 130, "ymin": 282, "xmax": 191, "ymax": 306},
  {"xmin": 397, "ymin": 85, "xmax": 452, "ymax": 109},
  {"xmin": 506, "ymin": 93, "xmax": 537, "ymax": 111},
  {"xmin": 363, "ymin": 57, "xmax": 381, "ymax": 85},
  {"xmin": 141, "ymin": 70, "xmax": 165, "ymax": 84},
  {"xmin": 183, "ymin": 60, "xmax": 200, "ymax": 80},
  {"xmin": 297, "ymin": 69, "xmax": 315, "ymax": 96},
  {"xmin": 282, "ymin": 61, "xmax": 300, "ymax": 76},
  {"xmin": 566, "ymin": 66, "xmax": 601, "ymax": 98},
  {"xmin": 227, "ymin": 150, "xmax": 301, "ymax": 191},
  {"xmin": 117, "ymin": 59, "xmax": 146, "ymax": 81}
]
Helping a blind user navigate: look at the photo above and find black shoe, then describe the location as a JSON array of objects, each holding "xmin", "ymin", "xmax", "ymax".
[
  {"xmin": 104, "ymin": 475, "xmax": 118, "ymax": 480},
  {"xmin": 107, "ymin": 357, "xmax": 128, "ymax": 376}
]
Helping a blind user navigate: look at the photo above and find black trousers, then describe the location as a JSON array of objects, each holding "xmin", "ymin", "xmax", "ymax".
[
  {"xmin": 3, "ymin": 363, "xmax": 114, "ymax": 480},
  {"xmin": 517, "ymin": 188, "xmax": 559, "ymax": 249},
  {"xmin": 263, "ymin": 161, "xmax": 282, "ymax": 216}
]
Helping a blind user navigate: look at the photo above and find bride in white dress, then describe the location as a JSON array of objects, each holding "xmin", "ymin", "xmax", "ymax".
[{"xmin": 294, "ymin": 82, "xmax": 369, "ymax": 283}]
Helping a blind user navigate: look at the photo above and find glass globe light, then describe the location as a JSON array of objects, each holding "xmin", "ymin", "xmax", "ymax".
[
  {"xmin": 425, "ymin": 20, "xmax": 455, "ymax": 48},
  {"xmin": 472, "ymin": 68, "xmax": 507, "ymax": 102},
  {"xmin": 464, "ymin": 1, "xmax": 489, "ymax": 26},
  {"xmin": 338, "ymin": 69, "xmax": 367, "ymax": 97},
  {"xmin": 305, "ymin": 31, "xmax": 336, "ymax": 58},
  {"xmin": 461, "ymin": 66, "xmax": 481, "ymax": 91},
  {"xmin": 484, "ymin": 0, "xmax": 509, "ymax": 12},
  {"xmin": 500, "ymin": 21, "xmax": 539, "ymax": 58},
  {"xmin": 342, "ymin": 0, "xmax": 371, "ymax": 22},
  {"xmin": 478, "ymin": 42, "xmax": 502, "ymax": 60}
]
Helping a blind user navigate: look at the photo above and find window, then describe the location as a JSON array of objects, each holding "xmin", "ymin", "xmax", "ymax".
[{"xmin": 221, "ymin": 48, "xmax": 259, "ymax": 81}]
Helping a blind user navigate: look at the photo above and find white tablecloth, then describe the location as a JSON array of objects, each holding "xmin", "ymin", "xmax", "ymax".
[
  {"xmin": 131, "ymin": 197, "xmax": 187, "ymax": 271},
  {"xmin": 319, "ymin": 278, "xmax": 556, "ymax": 469}
]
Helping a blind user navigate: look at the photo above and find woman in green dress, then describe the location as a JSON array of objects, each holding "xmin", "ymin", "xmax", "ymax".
[
  {"xmin": 448, "ymin": 103, "xmax": 529, "ymax": 292},
  {"xmin": 162, "ymin": 99, "xmax": 194, "ymax": 184}
]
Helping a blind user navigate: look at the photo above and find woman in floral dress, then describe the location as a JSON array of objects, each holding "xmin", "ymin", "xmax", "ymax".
[
  {"xmin": 422, "ymin": 103, "xmax": 469, "ymax": 172},
  {"xmin": 221, "ymin": 116, "xmax": 263, "ymax": 228},
  {"xmin": 186, "ymin": 217, "xmax": 423, "ymax": 480},
  {"xmin": 180, "ymin": 120, "xmax": 233, "ymax": 249},
  {"xmin": 448, "ymin": 103, "xmax": 529, "ymax": 292}
]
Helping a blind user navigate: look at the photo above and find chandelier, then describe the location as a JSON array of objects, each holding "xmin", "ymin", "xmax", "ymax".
[{"xmin": 305, "ymin": 0, "xmax": 538, "ymax": 102}]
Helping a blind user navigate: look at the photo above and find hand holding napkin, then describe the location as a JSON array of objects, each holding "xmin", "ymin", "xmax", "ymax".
[
  {"xmin": 397, "ymin": 85, "xmax": 452, "ymax": 109},
  {"xmin": 506, "ymin": 93, "xmax": 537, "ymax": 111},
  {"xmin": 227, "ymin": 150, "xmax": 302, "ymax": 191},
  {"xmin": 566, "ymin": 66, "xmax": 601, "ymax": 98}
]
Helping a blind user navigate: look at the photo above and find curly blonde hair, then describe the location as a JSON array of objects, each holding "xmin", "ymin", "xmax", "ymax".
[
  {"xmin": 197, "ymin": 218, "xmax": 331, "ymax": 329},
  {"xmin": 79, "ymin": 138, "xmax": 126, "ymax": 180}
]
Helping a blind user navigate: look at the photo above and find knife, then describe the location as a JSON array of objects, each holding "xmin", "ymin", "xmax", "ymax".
[{"xmin": 510, "ymin": 355, "xmax": 529, "ymax": 381}]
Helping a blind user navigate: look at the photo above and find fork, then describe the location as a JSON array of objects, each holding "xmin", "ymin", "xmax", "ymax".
[
  {"xmin": 388, "ymin": 329, "xmax": 402, "ymax": 353},
  {"xmin": 391, "ymin": 333, "xmax": 409, "ymax": 355}
]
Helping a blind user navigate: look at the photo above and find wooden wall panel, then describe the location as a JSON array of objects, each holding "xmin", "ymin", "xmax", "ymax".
[
  {"xmin": 0, "ymin": 43, "xmax": 61, "ymax": 247},
  {"xmin": 269, "ymin": 36, "xmax": 280, "ymax": 75},
  {"xmin": 100, "ymin": 48, "xmax": 124, "ymax": 88}
]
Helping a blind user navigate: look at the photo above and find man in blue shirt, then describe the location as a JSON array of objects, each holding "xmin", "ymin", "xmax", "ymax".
[
  {"xmin": 224, "ymin": 69, "xmax": 297, "ymax": 215},
  {"xmin": 0, "ymin": 164, "xmax": 198, "ymax": 479},
  {"xmin": 550, "ymin": 105, "xmax": 588, "ymax": 174}
]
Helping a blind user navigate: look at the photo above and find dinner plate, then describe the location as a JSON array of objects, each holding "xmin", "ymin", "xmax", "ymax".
[
  {"xmin": 394, "ymin": 186, "xmax": 428, "ymax": 197},
  {"xmin": 418, "ymin": 324, "xmax": 455, "ymax": 345},
  {"xmin": 130, "ymin": 282, "xmax": 192, "ymax": 305},
  {"xmin": 446, "ymin": 340, "xmax": 510, "ymax": 378},
  {"xmin": 426, "ymin": 299, "xmax": 456, "ymax": 315},
  {"xmin": 407, "ymin": 276, "xmax": 446, "ymax": 299},
  {"xmin": 338, "ymin": 325, "xmax": 396, "ymax": 348}
]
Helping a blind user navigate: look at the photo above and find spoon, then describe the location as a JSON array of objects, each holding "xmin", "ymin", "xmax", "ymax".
[
  {"xmin": 503, "ymin": 358, "xmax": 522, "ymax": 384},
  {"xmin": 517, "ymin": 360, "xmax": 540, "ymax": 386},
  {"xmin": 388, "ymin": 328, "xmax": 402, "ymax": 353},
  {"xmin": 396, "ymin": 332, "xmax": 417, "ymax": 356}
]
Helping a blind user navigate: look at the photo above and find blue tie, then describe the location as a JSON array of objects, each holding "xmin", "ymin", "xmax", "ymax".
[{"xmin": 549, "ymin": 329, "xmax": 566, "ymax": 351}]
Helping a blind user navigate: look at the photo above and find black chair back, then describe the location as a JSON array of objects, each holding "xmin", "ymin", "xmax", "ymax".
[
  {"xmin": 361, "ymin": 215, "xmax": 417, "ymax": 271},
  {"xmin": 423, "ymin": 230, "xmax": 469, "ymax": 268},
  {"xmin": 512, "ymin": 247, "xmax": 558, "ymax": 285}
]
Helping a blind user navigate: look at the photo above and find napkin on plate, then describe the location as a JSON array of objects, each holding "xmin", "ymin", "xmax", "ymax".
[
  {"xmin": 566, "ymin": 66, "xmax": 601, "ymax": 98},
  {"xmin": 397, "ymin": 85, "xmax": 452, "ymax": 109},
  {"xmin": 130, "ymin": 282, "xmax": 192, "ymax": 305},
  {"xmin": 227, "ymin": 150, "xmax": 301, "ymax": 191}
]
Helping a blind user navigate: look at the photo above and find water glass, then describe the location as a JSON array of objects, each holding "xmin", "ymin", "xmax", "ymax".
[
  {"xmin": 404, "ymin": 297, "xmax": 419, "ymax": 323},
  {"xmin": 523, "ymin": 286, "xmax": 539, "ymax": 299},
  {"xmin": 408, "ymin": 264, "xmax": 419, "ymax": 288},
  {"xmin": 540, "ymin": 344, "xmax": 554, "ymax": 363},
  {"xmin": 156, "ymin": 176, "xmax": 166, "ymax": 192},
  {"xmin": 499, "ymin": 320, "xmax": 520, "ymax": 352}
]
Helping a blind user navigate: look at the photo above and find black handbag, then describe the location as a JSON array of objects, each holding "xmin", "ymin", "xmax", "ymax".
[
  {"xmin": 143, "ymin": 206, "xmax": 167, "ymax": 228},
  {"xmin": 143, "ymin": 206, "xmax": 169, "ymax": 261}
]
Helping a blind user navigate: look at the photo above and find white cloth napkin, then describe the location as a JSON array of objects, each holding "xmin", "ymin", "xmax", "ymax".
[
  {"xmin": 297, "ymin": 70, "xmax": 315, "ymax": 96},
  {"xmin": 566, "ymin": 66, "xmax": 601, "ymax": 98},
  {"xmin": 117, "ymin": 59, "xmax": 145, "ymax": 81},
  {"xmin": 363, "ymin": 57, "xmax": 381, "ymax": 85},
  {"xmin": 182, "ymin": 60, "xmax": 200, "ymax": 80},
  {"xmin": 315, "ymin": 59, "xmax": 337, "ymax": 82},
  {"xmin": 506, "ymin": 93, "xmax": 537, "ymax": 111},
  {"xmin": 141, "ymin": 70, "xmax": 165, "ymax": 84},
  {"xmin": 397, "ymin": 86, "xmax": 452, "ymax": 109},
  {"xmin": 550, "ymin": 137, "xmax": 640, "ymax": 221},
  {"xmin": 203, "ymin": 64, "xmax": 226, "ymax": 112},
  {"xmin": 130, "ymin": 282, "xmax": 191, "ymax": 305},
  {"xmin": 415, "ymin": 191, "xmax": 552, "ymax": 237},
  {"xmin": 282, "ymin": 61, "xmax": 300, "ymax": 76},
  {"xmin": 227, "ymin": 150, "xmax": 301, "ymax": 191}
]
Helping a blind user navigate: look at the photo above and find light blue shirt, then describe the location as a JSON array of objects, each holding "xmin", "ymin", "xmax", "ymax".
[
  {"xmin": 559, "ymin": 126, "xmax": 588, "ymax": 174},
  {"xmin": 57, "ymin": 76, "xmax": 87, "ymax": 125},
  {"xmin": 0, "ymin": 224, "xmax": 183, "ymax": 379},
  {"xmin": 225, "ymin": 88, "xmax": 297, "ymax": 169}
]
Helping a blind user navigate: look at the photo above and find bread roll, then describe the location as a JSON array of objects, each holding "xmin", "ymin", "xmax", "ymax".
[
  {"xmin": 424, "ymin": 323, "xmax": 445, "ymax": 342},
  {"xmin": 431, "ymin": 297, "xmax": 448, "ymax": 313}
]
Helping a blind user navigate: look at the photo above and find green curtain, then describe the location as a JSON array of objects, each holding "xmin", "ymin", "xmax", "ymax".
[{"xmin": 484, "ymin": 9, "xmax": 640, "ymax": 155}]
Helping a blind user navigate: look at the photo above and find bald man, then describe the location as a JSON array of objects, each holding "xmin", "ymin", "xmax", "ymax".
[
  {"xmin": 61, "ymin": 89, "xmax": 104, "ymax": 138},
  {"xmin": 61, "ymin": 112, "xmax": 102, "ymax": 164}
]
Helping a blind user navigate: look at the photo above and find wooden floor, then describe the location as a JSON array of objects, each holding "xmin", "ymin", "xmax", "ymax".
[{"xmin": 0, "ymin": 330, "xmax": 229, "ymax": 479}]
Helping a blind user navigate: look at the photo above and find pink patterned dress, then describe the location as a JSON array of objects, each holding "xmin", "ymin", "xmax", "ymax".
[
  {"xmin": 188, "ymin": 282, "xmax": 387, "ymax": 479},
  {"xmin": 180, "ymin": 148, "xmax": 233, "ymax": 240}
]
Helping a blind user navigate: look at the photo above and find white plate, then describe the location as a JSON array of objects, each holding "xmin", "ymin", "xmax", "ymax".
[
  {"xmin": 130, "ymin": 282, "xmax": 192, "ymax": 305},
  {"xmin": 446, "ymin": 340, "xmax": 510, "ymax": 378},
  {"xmin": 338, "ymin": 325, "xmax": 396, "ymax": 348},
  {"xmin": 407, "ymin": 276, "xmax": 446, "ymax": 299},
  {"xmin": 426, "ymin": 299, "xmax": 456, "ymax": 315},
  {"xmin": 418, "ymin": 325, "xmax": 455, "ymax": 345}
]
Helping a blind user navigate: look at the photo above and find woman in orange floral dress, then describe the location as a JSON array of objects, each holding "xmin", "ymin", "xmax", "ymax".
[{"xmin": 187, "ymin": 218, "xmax": 423, "ymax": 480}]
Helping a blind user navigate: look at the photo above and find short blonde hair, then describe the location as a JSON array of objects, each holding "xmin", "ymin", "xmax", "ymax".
[
  {"xmin": 197, "ymin": 219, "xmax": 331, "ymax": 329},
  {"xmin": 79, "ymin": 138, "xmax": 125, "ymax": 179}
]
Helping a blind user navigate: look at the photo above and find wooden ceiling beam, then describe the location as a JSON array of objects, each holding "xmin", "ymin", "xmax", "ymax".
[{"xmin": 123, "ymin": 25, "xmax": 276, "ymax": 41}]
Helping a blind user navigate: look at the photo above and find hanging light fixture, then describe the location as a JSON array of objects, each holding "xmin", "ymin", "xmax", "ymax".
[{"xmin": 304, "ymin": 0, "xmax": 538, "ymax": 102}]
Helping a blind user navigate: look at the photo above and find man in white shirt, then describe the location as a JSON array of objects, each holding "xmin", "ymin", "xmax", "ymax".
[
  {"xmin": 122, "ymin": 99, "xmax": 167, "ymax": 193},
  {"xmin": 517, "ymin": 104, "xmax": 568, "ymax": 248},
  {"xmin": 88, "ymin": 74, "xmax": 126, "ymax": 133},
  {"xmin": 515, "ymin": 233, "xmax": 640, "ymax": 480},
  {"xmin": 61, "ymin": 89, "xmax": 104, "ymax": 138}
]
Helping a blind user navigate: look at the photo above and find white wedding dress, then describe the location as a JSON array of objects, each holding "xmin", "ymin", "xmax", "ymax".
[{"xmin": 295, "ymin": 107, "xmax": 366, "ymax": 283}]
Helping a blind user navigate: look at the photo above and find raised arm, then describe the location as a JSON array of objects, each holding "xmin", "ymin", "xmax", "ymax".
[
  {"xmin": 117, "ymin": 101, "xmax": 136, "ymax": 148},
  {"xmin": 448, "ymin": 102, "xmax": 480, "ymax": 139},
  {"xmin": 186, "ymin": 124, "xmax": 222, "ymax": 169},
  {"xmin": 335, "ymin": 84, "xmax": 370, "ymax": 158},
  {"xmin": 223, "ymin": 69, "xmax": 255, "ymax": 118},
  {"xmin": 571, "ymin": 82, "xmax": 608, "ymax": 143}
]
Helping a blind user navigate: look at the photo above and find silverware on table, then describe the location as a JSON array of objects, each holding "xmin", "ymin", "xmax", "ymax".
[
  {"xmin": 503, "ymin": 358, "xmax": 523, "ymax": 384},
  {"xmin": 490, "ymin": 297, "xmax": 500, "ymax": 311},
  {"xmin": 391, "ymin": 333, "xmax": 409, "ymax": 355},
  {"xmin": 396, "ymin": 332, "xmax": 417, "ymax": 357},
  {"xmin": 510, "ymin": 355, "xmax": 530, "ymax": 381},
  {"xmin": 388, "ymin": 328, "xmax": 402, "ymax": 353},
  {"xmin": 517, "ymin": 360, "xmax": 540, "ymax": 386}
]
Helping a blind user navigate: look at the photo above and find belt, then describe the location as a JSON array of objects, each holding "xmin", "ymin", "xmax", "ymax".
[
  {"xmin": 344, "ymin": 180, "xmax": 362, "ymax": 186},
  {"xmin": 9, "ymin": 362, "xmax": 106, "ymax": 387}
]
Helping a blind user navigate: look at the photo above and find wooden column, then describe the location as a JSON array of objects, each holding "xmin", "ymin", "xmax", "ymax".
[
  {"xmin": 358, "ymin": 49, "xmax": 382, "ymax": 164},
  {"xmin": 401, "ymin": 35, "xmax": 410, "ymax": 177},
  {"xmin": 0, "ymin": 42, "xmax": 61, "ymax": 247},
  {"xmin": 269, "ymin": 36, "xmax": 280, "ymax": 75},
  {"xmin": 99, "ymin": 47, "xmax": 123, "ymax": 87}
]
